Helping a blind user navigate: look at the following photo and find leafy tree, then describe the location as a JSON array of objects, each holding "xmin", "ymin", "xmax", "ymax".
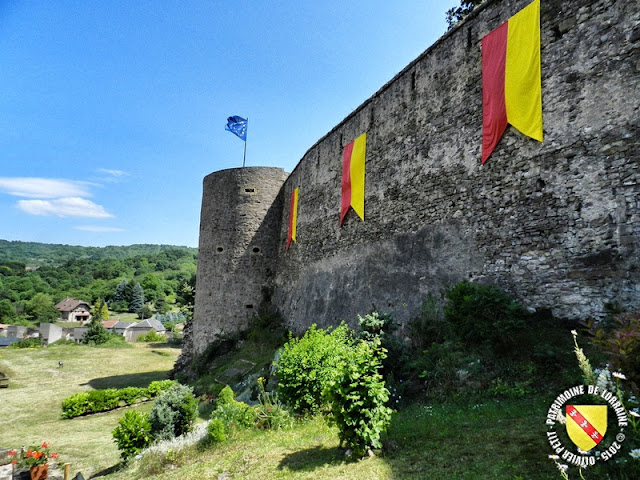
[
  {"xmin": 82, "ymin": 319, "xmax": 112, "ymax": 345},
  {"xmin": 91, "ymin": 298, "xmax": 109, "ymax": 320},
  {"xmin": 141, "ymin": 273, "xmax": 162, "ymax": 304},
  {"xmin": 446, "ymin": 0, "xmax": 485, "ymax": 29},
  {"xmin": 154, "ymin": 295, "xmax": 170, "ymax": 314},
  {"xmin": 129, "ymin": 283, "xmax": 144, "ymax": 313},
  {"xmin": 27, "ymin": 292, "xmax": 59, "ymax": 323},
  {"xmin": 137, "ymin": 305, "xmax": 153, "ymax": 320},
  {"xmin": 0, "ymin": 299, "xmax": 16, "ymax": 322},
  {"xmin": 176, "ymin": 275, "xmax": 196, "ymax": 320}
]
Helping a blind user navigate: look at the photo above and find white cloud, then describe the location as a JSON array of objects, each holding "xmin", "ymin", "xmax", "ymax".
[
  {"xmin": 17, "ymin": 197, "xmax": 114, "ymax": 218},
  {"xmin": 97, "ymin": 169, "xmax": 130, "ymax": 183},
  {"xmin": 0, "ymin": 177, "xmax": 92, "ymax": 199},
  {"xmin": 74, "ymin": 226, "xmax": 125, "ymax": 232},
  {"xmin": 97, "ymin": 168, "xmax": 128, "ymax": 177}
]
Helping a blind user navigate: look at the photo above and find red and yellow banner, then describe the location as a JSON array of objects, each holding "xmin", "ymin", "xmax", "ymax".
[
  {"xmin": 481, "ymin": 0, "xmax": 543, "ymax": 164},
  {"xmin": 287, "ymin": 187, "xmax": 299, "ymax": 251},
  {"xmin": 340, "ymin": 133, "xmax": 366, "ymax": 226}
]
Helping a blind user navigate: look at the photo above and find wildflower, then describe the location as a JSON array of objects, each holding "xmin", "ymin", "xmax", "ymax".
[
  {"xmin": 630, "ymin": 449, "xmax": 640, "ymax": 459},
  {"xmin": 556, "ymin": 410, "xmax": 566, "ymax": 425},
  {"xmin": 41, "ymin": 442, "xmax": 50, "ymax": 448},
  {"xmin": 612, "ymin": 372, "xmax": 627, "ymax": 380},
  {"xmin": 629, "ymin": 410, "xmax": 640, "ymax": 418},
  {"xmin": 556, "ymin": 463, "xmax": 569, "ymax": 473},
  {"xmin": 548, "ymin": 454, "xmax": 560, "ymax": 460},
  {"xmin": 7, "ymin": 450, "xmax": 16, "ymax": 457},
  {"xmin": 571, "ymin": 330, "xmax": 578, "ymax": 337}
]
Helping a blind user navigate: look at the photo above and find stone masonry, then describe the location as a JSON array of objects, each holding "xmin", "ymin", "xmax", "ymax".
[{"xmin": 187, "ymin": 0, "xmax": 640, "ymax": 359}]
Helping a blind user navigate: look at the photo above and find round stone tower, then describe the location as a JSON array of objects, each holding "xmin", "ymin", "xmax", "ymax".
[{"xmin": 190, "ymin": 167, "xmax": 288, "ymax": 356}]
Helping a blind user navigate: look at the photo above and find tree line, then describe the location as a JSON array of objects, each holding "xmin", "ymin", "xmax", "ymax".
[{"xmin": 0, "ymin": 242, "xmax": 197, "ymax": 326}]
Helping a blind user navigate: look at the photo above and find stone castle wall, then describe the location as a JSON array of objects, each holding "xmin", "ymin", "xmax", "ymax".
[{"xmin": 189, "ymin": 0, "xmax": 639, "ymax": 356}]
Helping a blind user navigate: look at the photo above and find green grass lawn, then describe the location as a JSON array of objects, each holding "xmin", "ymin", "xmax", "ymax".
[
  {"xmin": 0, "ymin": 342, "xmax": 180, "ymax": 476},
  {"xmin": 0, "ymin": 343, "xmax": 562, "ymax": 480},
  {"xmin": 102, "ymin": 397, "xmax": 560, "ymax": 480}
]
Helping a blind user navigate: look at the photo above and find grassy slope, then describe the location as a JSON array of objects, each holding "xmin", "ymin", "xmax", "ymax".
[
  {"xmin": 103, "ymin": 398, "xmax": 559, "ymax": 480},
  {"xmin": 0, "ymin": 343, "xmax": 180, "ymax": 476},
  {"xmin": 0, "ymin": 343, "xmax": 561, "ymax": 479}
]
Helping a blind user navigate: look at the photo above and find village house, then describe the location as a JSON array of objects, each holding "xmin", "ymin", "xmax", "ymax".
[
  {"xmin": 125, "ymin": 318, "xmax": 165, "ymax": 342},
  {"xmin": 56, "ymin": 298, "xmax": 91, "ymax": 323}
]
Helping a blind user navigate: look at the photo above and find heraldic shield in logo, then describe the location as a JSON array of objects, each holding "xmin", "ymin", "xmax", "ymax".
[{"xmin": 566, "ymin": 405, "xmax": 608, "ymax": 451}]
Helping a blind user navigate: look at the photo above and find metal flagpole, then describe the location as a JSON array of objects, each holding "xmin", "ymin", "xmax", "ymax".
[
  {"xmin": 242, "ymin": 118, "xmax": 248, "ymax": 168},
  {"xmin": 243, "ymin": 140, "xmax": 247, "ymax": 168}
]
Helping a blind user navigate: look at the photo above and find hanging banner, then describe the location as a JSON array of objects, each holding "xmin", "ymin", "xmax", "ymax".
[
  {"xmin": 481, "ymin": 0, "xmax": 543, "ymax": 164},
  {"xmin": 287, "ymin": 187, "xmax": 299, "ymax": 250},
  {"xmin": 340, "ymin": 132, "xmax": 366, "ymax": 226}
]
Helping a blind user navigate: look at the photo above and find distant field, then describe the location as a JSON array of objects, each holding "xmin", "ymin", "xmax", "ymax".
[{"xmin": 0, "ymin": 342, "xmax": 181, "ymax": 477}]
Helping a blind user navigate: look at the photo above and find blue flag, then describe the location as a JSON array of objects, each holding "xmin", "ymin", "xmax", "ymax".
[{"xmin": 225, "ymin": 116, "xmax": 247, "ymax": 141}]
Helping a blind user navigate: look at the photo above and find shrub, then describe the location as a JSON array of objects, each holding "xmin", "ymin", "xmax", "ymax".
[
  {"xmin": 443, "ymin": 281, "xmax": 527, "ymax": 355},
  {"xmin": 216, "ymin": 385, "xmax": 235, "ymax": 407},
  {"xmin": 82, "ymin": 320, "xmax": 112, "ymax": 345},
  {"xmin": 61, "ymin": 393, "xmax": 92, "ymax": 419},
  {"xmin": 118, "ymin": 386, "xmax": 145, "ymax": 404},
  {"xmin": 149, "ymin": 383, "xmax": 198, "ymax": 441},
  {"xmin": 276, "ymin": 323, "xmax": 353, "ymax": 414},
  {"xmin": 408, "ymin": 294, "xmax": 450, "ymax": 351},
  {"xmin": 324, "ymin": 338, "xmax": 393, "ymax": 457},
  {"xmin": 9, "ymin": 338, "xmax": 41, "ymax": 349},
  {"xmin": 61, "ymin": 381, "xmax": 175, "ymax": 418},
  {"xmin": 589, "ymin": 312, "xmax": 640, "ymax": 392},
  {"xmin": 210, "ymin": 386, "xmax": 255, "ymax": 434},
  {"xmin": 136, "ymin": 330, "xmax": 166, "ymax": 343},
  {"xmin": 145, "ymin": 380, "xmax": 176, "ymax": 397},
  {"xmin": 206, "ymin": 419, "xmax": 227, "ymax": 443},
  {"xmin": 358, "ymin": 311, "xmax": 407, "ymax": 377},
  {"xmin": 253, "ymin": 377, "xmax": 292, "ymax": 430},
  {"xmin": 112, "ymin": 410, "xmax": 152, "ymax": 460}
]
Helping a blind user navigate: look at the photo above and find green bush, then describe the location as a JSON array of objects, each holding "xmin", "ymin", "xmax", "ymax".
[
  {"xmin": 444, "ymin": 281, "xmax": 528, "ymax": 355},
  {"xmin": 253, "ymin": 377, "xmax": 292, "ymax": 430},
  {"xmin": 589, "ymin": 312, "xmax": 640, "ymax": 391},
  {"xmin": 82, "ymin": 320, "xmax": 112, "ymax": 345},
  {"xmin": 149, "ymin": 383, "xmax": 198, "ymax": 441},
  {"xmin": 89, "ymin": 388, "xmax": 121, "ymax": 411},
  {"xmin": 118, "ymin": 386, "xmax": 145, "ymax": 404},
  {"xmin": 216, "ymin": 385, "xmax": 235, "ymax": 407},
  {"xmin": 408, "ymin": 294, "xmax": 450, "ymax": 351},
  {"xmin": 61, "ymin": 393, "xmax": 92, "ymax": 419},
  {"xmin": 112, "ymin": 410, "xmax": 152, "ymax": 459},
  {"xmin": 145, "ymin": 380, "xmax": 176, "ymax": 397},
  {"xmin": 206, "ymin": 419, "xmax": 227, "ymax": 443},
  {"xmin": 210, "ymin": 386, "xmax": 255, "ymax": 434},
  {"xmin": 358, "ymin": 311, "xmax": 407, "ymax": 377},
  {"xmin": 136, "ymin": 330, "xmax": 165, "ymax": 343},
  {"xmin": 9, "ymin": 338, "xmax": 41, "ymax": 349},
  {"xmin": 325, "ymin": 338, "xmax": 393, "ymax": 457},
  {"xmin": 276, "ymin": 323, "xmax": 353, "ymax": 414},
  {"xmin": 61, "ymin": 380, "xmax": 175, "ymax": 418}
]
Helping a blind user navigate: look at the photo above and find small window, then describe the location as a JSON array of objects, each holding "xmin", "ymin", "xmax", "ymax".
[
  {"xmin": 217, "ymin": 246, "xmax": 224, "ymax": 253},
  {"xmin": 252, "ymin": 247, "xmax": 260, "ymax": 253},
  {"xmin": 245, "ymin": 304, "xmax": 254, "ymax": 309},
  {"xmin": 245, "ymin": 188, "xmax": 255, "ymax": 193}
]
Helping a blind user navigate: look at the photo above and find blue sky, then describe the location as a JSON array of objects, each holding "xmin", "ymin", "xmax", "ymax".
[{"xmin": 0, "ymin": 0, "xmax": 459, "ymax": 248}]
